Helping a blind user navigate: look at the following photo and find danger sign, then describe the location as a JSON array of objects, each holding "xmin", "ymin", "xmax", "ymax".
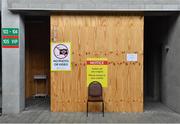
[
  {"xmin": 87, "ymin": 58, "xmax": 108, "ymax": 87},
  {"xmin": 51, "ymin": 42, "xmax": 71, "ymax": 71}
]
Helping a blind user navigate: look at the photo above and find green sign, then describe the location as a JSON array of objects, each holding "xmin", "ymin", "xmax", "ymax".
[
  {"xmin": 2, "ymin": 28, "xmax": 19, "ymax": 48},
  {"xmin": 2, "ymin": 39, "xmax": 19, "ymax": 46},
  {"xmin": 2, "ymin": 28, "xmax": 19, "ymax": 36}
]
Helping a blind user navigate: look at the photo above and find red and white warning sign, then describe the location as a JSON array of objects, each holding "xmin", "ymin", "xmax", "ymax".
[{"xmin": 87, "ymin": 58, "xmax": 108, "ymax": 87}]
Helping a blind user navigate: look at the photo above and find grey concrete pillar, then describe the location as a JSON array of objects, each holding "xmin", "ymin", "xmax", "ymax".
[
  {"xmin": 1, "ymin": 0, "xmax": 25, "ymax": 113},
  {"xmin": 162, "ymin": 14, "xmax": 180, "ymax": 114}
]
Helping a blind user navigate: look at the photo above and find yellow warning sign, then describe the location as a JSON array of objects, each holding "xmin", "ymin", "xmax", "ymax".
[{"xmin": 87, "ymin": 58, "xmax": 108, "ymax": 87}]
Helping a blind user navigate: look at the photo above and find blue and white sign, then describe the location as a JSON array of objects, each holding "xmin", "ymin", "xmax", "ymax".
[
  {"xmin": 126, "ymin": 53, "xmax": 137, "ymax": 62},
  {"xmin": 51, "ymin": 42, "xmax": 71, "ymax": 71}
]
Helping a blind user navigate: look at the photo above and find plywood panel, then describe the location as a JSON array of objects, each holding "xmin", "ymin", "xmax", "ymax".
[
  {"xmin": 51, "ymin": 14, "xmax": 144, "ymax": 112},
  {"xmin": 25, "ymin": 18, "xmax": 50, "ymax": 98}
]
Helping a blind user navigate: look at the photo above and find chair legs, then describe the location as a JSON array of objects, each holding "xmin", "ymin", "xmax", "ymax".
[
  {"xmin": 87, "ymin": 102, "xmax": 88, "ymax": 117},
  {"xmin": 87, "ymin": 101, "xmax": 104, "ymax": 117},
  {"xmin": 102, "ymin": 101, "xmax": 104, "ymax": 117}
]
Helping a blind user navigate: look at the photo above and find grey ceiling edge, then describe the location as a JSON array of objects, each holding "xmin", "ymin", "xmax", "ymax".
[{"xmin": 7, "ymin": 0, "xmax": 180, "ymax": 11}]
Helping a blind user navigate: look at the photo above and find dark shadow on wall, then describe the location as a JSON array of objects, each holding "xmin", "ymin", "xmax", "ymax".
[{"xmin": 144, "ymin": 16, "xmax": 172, "ymax": 102}]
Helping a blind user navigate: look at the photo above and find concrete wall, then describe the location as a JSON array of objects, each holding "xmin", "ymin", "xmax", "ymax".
[
  {"xmin": 144, "ymin": 14, "xmax": 180, "ymax": 113},
  {"xmin": 1, "ymin": 0, "xmax": 25, "ymax": 113},
  {"xmin": 144, "ymin": 16, "xmax": 169, "ymax": 102},
  {"xmin": 7, "ymin": 0, "xmax": 180, "ymax": 11},
  {"xmin": 161, "ymin": 14, "xmax": 180, "ymax": 113}
]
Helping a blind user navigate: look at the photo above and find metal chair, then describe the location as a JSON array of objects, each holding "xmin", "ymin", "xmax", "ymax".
[{"xmin": 87, "ymin": 81, "xmax": 104, "ymax": 117}]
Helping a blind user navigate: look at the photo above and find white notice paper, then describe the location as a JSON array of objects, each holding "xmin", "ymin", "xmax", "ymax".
[{"xmin": 127, "ymin": 53, "xmax": 137, "ymax": 62}]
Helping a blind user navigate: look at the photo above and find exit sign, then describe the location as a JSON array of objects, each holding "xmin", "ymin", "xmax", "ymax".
[{"xmin": 2, "ymin": 28, "xmax": 19, "ymax": 48}]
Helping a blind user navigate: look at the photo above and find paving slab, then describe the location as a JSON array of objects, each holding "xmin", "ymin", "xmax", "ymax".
[{"xmin": 0, "ymin": 99, "xmax": 180, "ymax": 123}]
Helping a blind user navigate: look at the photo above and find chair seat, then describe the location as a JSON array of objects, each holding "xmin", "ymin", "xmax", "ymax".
[
  {"xmin": 88, "ymin": 96, "xmax": 103, "ymax": 102},
  {"xmin": 87, "ymin": 81, "xmax": 104, "ymax": 117}
]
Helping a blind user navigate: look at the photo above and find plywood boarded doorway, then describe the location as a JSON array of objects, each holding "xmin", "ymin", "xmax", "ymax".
[
  {"xmin": 51, "ymin": 14, "xmax": 144, "ymax": 112},
  {"xmin": 25, "ymin": 16, "xmax": 50, "ymax": 99}
]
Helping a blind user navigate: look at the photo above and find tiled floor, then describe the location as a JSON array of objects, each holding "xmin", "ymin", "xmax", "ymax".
[{"xmin": 0, "ymin": 98, "xmax": 180, "ymax": 123}]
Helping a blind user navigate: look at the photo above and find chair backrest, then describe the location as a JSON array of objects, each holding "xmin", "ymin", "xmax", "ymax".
[{"xmin": 88, "ymin": 81, "xmax": 102, "ymax": 97}]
